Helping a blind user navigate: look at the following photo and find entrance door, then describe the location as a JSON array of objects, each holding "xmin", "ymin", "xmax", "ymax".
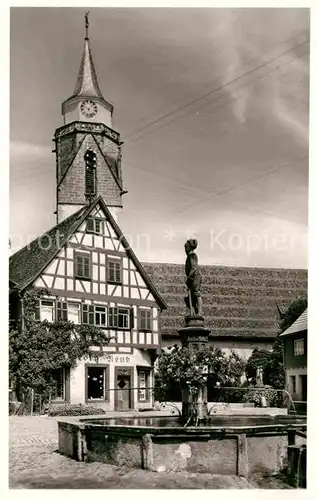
[{"xmin": 115, "ymin": 367, "xmax": 133, "ymax": 411}]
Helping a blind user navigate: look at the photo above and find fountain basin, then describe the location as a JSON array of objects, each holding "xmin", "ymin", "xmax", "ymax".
[{"xmin": 58, "ymin": 414, "xmax": 306, "ymax": 476}]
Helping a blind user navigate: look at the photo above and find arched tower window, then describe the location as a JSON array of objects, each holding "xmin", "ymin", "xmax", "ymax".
[{"xmin": 85, "ymin": 149, "xmax": 97, "ymax": 200}]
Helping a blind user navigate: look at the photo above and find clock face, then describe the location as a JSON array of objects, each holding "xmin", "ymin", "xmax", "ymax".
[{"xmin": 80, "ymin": 100, "xmax": 98, "ymax": 118}]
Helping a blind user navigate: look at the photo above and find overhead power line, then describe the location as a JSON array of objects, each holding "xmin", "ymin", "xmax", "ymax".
[
  {"xmin": 167, "ymin": 155, "xmax": 308, "ymax": 219},
  {"xmin": 123, "ymin": 36, "xmax": 309, "ymax": 145}
]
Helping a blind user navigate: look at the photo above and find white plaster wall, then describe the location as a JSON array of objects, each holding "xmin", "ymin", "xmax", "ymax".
[
  {"xmin": 70, "ymin": 348, "xmax": 152, "ymax": 410},
  {"xmin": 285, "ymin": 367, "xmax": 307, "ymax": 401},
  {"xmin": 64, "ymin": 105, "xmax": 112, "ymax": 128},
  {"xmin": 161, "ymin": 337, "xmax": 273, "ymax": 361}
]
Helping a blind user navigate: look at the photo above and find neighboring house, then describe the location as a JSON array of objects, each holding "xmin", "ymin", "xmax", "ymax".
[
  {"xmin": 9, "ymin": 24, "xmax": 166, "ymax": 411},
  {"xmin": 280, "ymin": 308, "xmax": 307, "ymax": 403},
  {"xmin": 144, "ymin": 263, "xmax": 307, "ymax": 359}
]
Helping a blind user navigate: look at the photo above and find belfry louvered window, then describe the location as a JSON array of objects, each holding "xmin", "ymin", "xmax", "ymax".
[
  {"xmin": 84, "ymin": 149, "xmax": 97, "ymax": 198},
  {"xmin": 85, "ymin": 167, "xmax": 96, "ymax": 196}
]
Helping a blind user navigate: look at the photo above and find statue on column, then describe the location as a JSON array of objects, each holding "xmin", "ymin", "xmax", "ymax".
[{"xmin": 184, "ymin": 239, "xmax": 202, "ymax": 317}]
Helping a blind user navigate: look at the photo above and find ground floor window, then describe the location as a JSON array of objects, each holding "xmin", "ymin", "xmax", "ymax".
[
  {"xmin": 289, "ymin": 375, "xmax": 296, "ymax": 395},
  {"xmin": 137, "ymin": 368, "xmax": 151, "ymax": 402},
  {"xmin": 86, "ymin": 365, "xmax": 108, "ymax": 401},
  {"xmin": 51, "ymin": 368, "xmax": 66, "ymax": 401}
]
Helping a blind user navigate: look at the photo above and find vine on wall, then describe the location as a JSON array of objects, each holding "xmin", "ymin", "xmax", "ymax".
[{"xmin": 9, "ymin": 287, "xmax": 111, "ymax": 399}]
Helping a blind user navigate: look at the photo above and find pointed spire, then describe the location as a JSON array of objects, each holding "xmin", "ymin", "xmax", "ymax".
[
  {"xmin": 62, "ymin": 13, "xmax": 113, "ymax": 118},
  {"xmin": 72, "ymin": 14, "xmax": 104, "ymax": 99},
  {"xmin": 85, "ymin": 11, "xmax": 89, "ymax": 40}
]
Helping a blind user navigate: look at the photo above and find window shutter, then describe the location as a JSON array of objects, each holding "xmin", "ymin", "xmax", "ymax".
[
  {"xmin": 116, "ymin": 262, "xmax": 121, "ymax": 283},
  {"xmin": 62, "ymin": 302, "xmax": 68, "ymax": 321},
  {"xmin": 147, "ymin": 310, "xmax": 152, "ymax": 331},
  {"xmin": 34, "ymin": 300, "xmax": 40, "ymax": 321},
  {"xmin": 87, "ymin": 218, "xmax": 94, "ymax": 233},
  {"xmin": 56, "ymin": 301, "xmax": 68, "ymax": 321},
  {"xmin": 82, "ymin": 304, "xmax": 88, "ymax": 324},
  {"xmin": 88, "ymin": 305, "xmax": 95, "ymax": 325},
  {"xmin": 130, "ymin": 308, "xmax": 135, "ymax": 330},
  {"xmin": 56, "ymin": 301, "xmax": 61, "ymax": 321}
]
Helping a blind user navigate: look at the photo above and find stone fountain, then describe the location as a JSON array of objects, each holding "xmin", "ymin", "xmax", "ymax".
[{"xmin": 57, "ymin": 239, "xmax": 306, "ymax": 475}]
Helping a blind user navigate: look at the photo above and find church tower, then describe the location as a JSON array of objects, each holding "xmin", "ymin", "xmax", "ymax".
[{"xmin": 54, "ymin": 13, "xmax": 124, "ymax": 223}]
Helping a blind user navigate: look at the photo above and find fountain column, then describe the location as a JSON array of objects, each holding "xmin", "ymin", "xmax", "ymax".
[
  {"xmin": 178, "ymin": 239, "xmax": 210, "ymax": 422},
  {"xmin": 178, "ymin": 316, "xmax": 210, "ymax": 421}
]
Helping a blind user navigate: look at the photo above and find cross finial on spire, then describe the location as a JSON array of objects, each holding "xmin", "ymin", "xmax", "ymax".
[{"xmin": 85, "ymin": 11, "xmax": 90, "ymax": 40}]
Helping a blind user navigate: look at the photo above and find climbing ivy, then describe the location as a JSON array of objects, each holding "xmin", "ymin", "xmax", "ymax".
[{"xmin": 9, "ymin": 287, "xmax": 111, "ymax": 400}]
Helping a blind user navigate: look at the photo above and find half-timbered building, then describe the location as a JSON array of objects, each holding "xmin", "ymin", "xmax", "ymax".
[{"xmin": 9, "ymin": 21, "xmax": 166, "ymax": 411}]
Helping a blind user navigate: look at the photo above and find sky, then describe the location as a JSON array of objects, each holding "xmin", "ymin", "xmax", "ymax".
[{"xmin": 10, "ymin": 7, "xmax": 309, "ymax": 267}]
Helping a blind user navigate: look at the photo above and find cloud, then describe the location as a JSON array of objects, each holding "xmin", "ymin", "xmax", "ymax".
[
  {"xmin": 10, "ymin": 141, "xmax": 49, "ymax": 158},
  {"xmin": 206, "ymin": 9, "xmax": 309, "ymax": 139}
]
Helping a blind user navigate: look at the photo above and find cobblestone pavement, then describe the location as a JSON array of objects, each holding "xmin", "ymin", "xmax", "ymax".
[{"xmin": 9, "ymin": 416, "xmax": 291, "ymax": 489}]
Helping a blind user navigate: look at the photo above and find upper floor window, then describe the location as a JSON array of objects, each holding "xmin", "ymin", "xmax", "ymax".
[
  {"xmin": 82, "ymin": 304, "xmax": 107, "ymax": 327},
  {"xmin": 139, "ymin": 309, "xmax": 152, "ymax": 331},
  {"xmin": 109, "ymin": 307, "xmax": 129, "ymax": 329},
  {"xmin": 86, "ymin": 217, "xmax": 104, "ymax": 235},
  {"xmin": 67, "ymin": 302, "xmax": 81, "ymax": 324},
  {"xmin": 294, "ymin": 339, "xmax": 305, "ymax": 356},
  {"xmin": 74, "ymin": 252, "xmax": 91, "ymax": 280},
  {"xmin": 95, "ymin": 306, "xmax": 107, "ymax": 326},
  {"xmin": 35, "ymin": 299, "xmax": 55, "ymax": 322},
  {"xmin": 107, "ymin": 259, "xmax": 122, "ymax": 284},
  {"xmin": 56, "ymin": 301, "xmax": 80, "ymax": 324}
]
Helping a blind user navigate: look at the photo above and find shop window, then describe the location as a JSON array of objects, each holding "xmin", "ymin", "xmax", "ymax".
[
  {"xmin": 87, "ymin": 366, "xmax": 108, "ymax": 401},
  {"xmin": 138, "ymin": 369, "xmax": 150, "ymax": 402}
]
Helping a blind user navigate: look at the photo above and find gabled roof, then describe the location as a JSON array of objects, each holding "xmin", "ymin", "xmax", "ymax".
[
  {"xmin": 9, "ymin": 197, "xmax": 167, "ymax": 310},
  {"xmin": 10, "ymin": 207, "xmax": 87, "ymax": 291},
  {"xmin": 280, "ymin": 308, "xmax": 308, "ymax": 337},
  {"xmin": 143, "ymin": 263, "xmax": 307, "ymax": 340}
]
